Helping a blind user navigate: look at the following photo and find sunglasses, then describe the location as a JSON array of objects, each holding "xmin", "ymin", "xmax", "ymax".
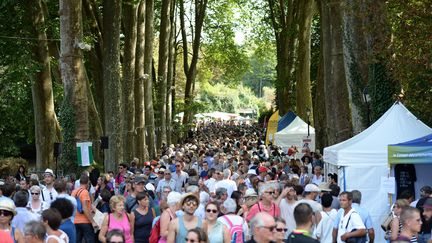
[
  {"xmin": 265, "ymin": 191, "xmax": 275, "ymax": 195},
  {"xmin": 31, "ymin": 192, "xmax": 40, "ymax": 195},
  {"xmin": 276, "ymin": 228, "xmax": 288, "ymax": 232},
  {"xmin": 206, "ymin": 209, "xmax": 218, "ymax": 214},
  {"xmin": 260, "ymin": 225, "xmax": 276, "ymax": 231},
  {"xmin": 185, "ymin": 201, "xmax": 198, "ymax": 207},
  {"xmin": 164, "ymin": 173, "xmax": 171, "ymax": 175},
  {"xmin": 0, "ymin": 210, "xmax": 13, "ymax": 217}
]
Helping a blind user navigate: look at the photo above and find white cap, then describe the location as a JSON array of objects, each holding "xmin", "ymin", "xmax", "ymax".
[
  {"xmin": 44, "ymin": 168, "xmax": 54, "ymax": 177},
  {"xmin": 304, "ymin": 184, "xmax": 321, "ymax": 192},
  {"xmin": 145, "ymin": 183, "xmax": 155, "ymax": 191},
  {"xmin": 247, "ymin": 169, "xmax": 257, "ymax": 175}
]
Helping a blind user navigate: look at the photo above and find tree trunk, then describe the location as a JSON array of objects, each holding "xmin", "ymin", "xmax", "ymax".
[
  {"xmin": 180, "ymin": 0, "xmax": 209, "ymax": 126},
  {"xmin": 321, "ymin": 0, "xmax": 353, "ymax": 145},
  {"xmin": 296, "ymin": 0, "xmax": 315, "ymax": 122},
  {"xmin": 29, "ymin": 0, "xmax": 58, "ymax": 170},
  {"xmin": 267, "ymin": 0, "xmax": 298, "ymax": 115},
  {"xmin": 122, "ymin": 0, "xmax": 138, "ymax": 162},
  {"xmin": 156, "ymin": 0, "xmax": 172, "ymax": 148},
  {"xmin": 135, "ymin": 0, "xmax": 148, "ymax": 164},
  {"xmin": 103, "ymin": 0, "xmax": 123, "ymax": 171},
  {"xmin": 59, "ymin": 0, "xmax": 89, "ymax": 140},
  {"xmin": 144, "ymin": 0, "xmax": 157, "ymax": 159},
  {"xmin": 166, "ymin": 0, "xmax": 177, "ymax": 146}
]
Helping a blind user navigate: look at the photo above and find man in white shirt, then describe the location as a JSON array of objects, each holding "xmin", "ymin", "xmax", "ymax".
[
  {"xmin": 214, "ymin": 169, "xmax": 237, "ymax": 197},
  {"xmin": 315, "ymin": 193, "xmax": 337, "ymax": 242},
  {"xmin": 41, "ymin": 169, "xmax": 58, "ymax": 204},
  {"xmin": 171, "ymin": 161, "xmax": 189, "ymax": 192},
  {"xmin": 332, "ymin": 191, "xmax": 366, "ymax": 243},
  {"xmin": 278, "ymin": 184, "xmax": 298, "ymax": 236}
]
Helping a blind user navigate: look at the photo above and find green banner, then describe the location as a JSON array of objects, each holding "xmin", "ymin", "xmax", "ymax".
[{"xmin": 388, "ymin": 145, "xmax": 432, "ymax": 164}]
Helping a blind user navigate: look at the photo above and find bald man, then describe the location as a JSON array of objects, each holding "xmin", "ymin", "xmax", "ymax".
[{"xmin": 246, "ymin": 212, "xmax": 276, "ymax": 243}]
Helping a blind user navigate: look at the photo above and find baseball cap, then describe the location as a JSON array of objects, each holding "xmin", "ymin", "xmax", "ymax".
[
  {"xmin": 258, "ymin": 166, "xmax": 268, "ymax": 173},
  {"xmin": 133, "ymin": 177, "xmax": 145, "ymax": 184},
  {"xmin": 304, "ymin": 184, "xmax": 321, "ymax": 192},
  {"xmin": 423, "ymin": 198, "xmax": 432, "ymax": 209},
  {"xmin": 44, "ymin": 168, "xmax": 54, "ymax": 177}
]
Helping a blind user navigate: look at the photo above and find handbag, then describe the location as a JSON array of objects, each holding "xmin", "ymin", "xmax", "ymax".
[
  {"xmin": 344, "ymin": 212, "xmax": 367, "ymax": 243},
  {"xmin": 381, "ymin": 212, "xmax": 393, "ymax": 231}
]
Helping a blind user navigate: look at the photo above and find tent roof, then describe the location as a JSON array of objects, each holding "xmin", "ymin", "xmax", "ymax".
[
  {"xmin": 277, "ymin": 111, "xmax": 296, "ymax": 131},
  {"xmin": 275, "ymin": 116, "xmax": 315, "ymax": 135},
  {"xmin": 390, "ymin": 133, "xmax": 432, "ymax": 147},
  {"xmin": 324, "ymin": 102, "xmax": 432, "ymax": 166}
]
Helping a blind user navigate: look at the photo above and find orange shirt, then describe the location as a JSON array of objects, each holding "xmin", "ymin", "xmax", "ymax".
[{"xmin": 72, "ymin": 187, "xmax": 92, "ymax": 224}]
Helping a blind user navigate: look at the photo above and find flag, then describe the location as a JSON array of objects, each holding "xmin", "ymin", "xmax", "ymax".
[{"xmin": 77, "ymin": 142, "xmax": 93, "ymax": 166}]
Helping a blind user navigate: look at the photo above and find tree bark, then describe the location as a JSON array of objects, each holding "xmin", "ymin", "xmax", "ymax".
[
  {"xmin": 59, "ymin": 0, "xmax": 89, "ymax": 141},
  {"xmin": 144, "ymin": 0, "xmax": 157, "ymax": 159},
  {"xmin": 135, "ymin": 0, "xmax": 148, "ymax": 164},
  {"xmin": 180, "ymin": 0, "xmax": 209, "ymax": 126},
  {"xmin": 29, "ymin": 0, "xmax": 58, "ymax": 170},
  {"xmin": 122, "ymin": 0, "xmax": 138, "ymax": 162},
  {"xmin": 103, "ymin": 0, "xmax": 123, "ymax": 171},
  {"xmin": 296, "ymin": 0, "xmax": 315, "ymax": 122},
  {"xmin": 156, "ymin": 0, "xmax": 172, "ymax": 148},
  {"xmin": 166, "ymin": 0, "xmax": 177, "ymax": 146},
  {"xmin": 321, "ymin": 0, "xmax": 353, "ymax": 145}
]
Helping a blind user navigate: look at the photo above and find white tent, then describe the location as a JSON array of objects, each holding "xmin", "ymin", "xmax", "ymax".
[
  {"xmin": 274, "ymin": 116, "xmax": 315, "ymax": 153},
  {"xmin": 324, "ymin": 102, "xmax": 432, "ymax": 243}
]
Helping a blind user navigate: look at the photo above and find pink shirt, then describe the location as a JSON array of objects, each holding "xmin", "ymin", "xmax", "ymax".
[
  {"xmin": 108, "ymin": 213, "xmax": 133, "ymax": 243},
  {"xmin": 246, "ymin": 201, "xmax": 281, "ymax": 222}
]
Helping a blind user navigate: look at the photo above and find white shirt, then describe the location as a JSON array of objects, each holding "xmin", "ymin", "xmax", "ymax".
[
  {"xmin": 336, "ymin": 209, "xmax": 366, "ymax": 243},
  {"xmin": 297, "ymin": 198, "xmax": 323, "ymax": 213},
  {"xmin": 218, "ymin": 214, "xmax": 249, "ymax": 238},
  {"xmin": 204, "ymin": 178, "xmax": 217, "ymax": 193},
  {"xmin": 279, "ymin": 199, "xmax": 298, "ymax": 235},
  {"xmin": 215, "ymin": 179, "xmax": 237, "ymax": 197},
  {"xmin": 311, "ymin": 175, "xmax": 324, "ymax": 185},
  {"xmin": 41, "ymin": 186, "xmax": 58, "ymax": 205},
  {"xmin": 171, "ymin": 171, "xmax": 189, "ymax": 192},
  {"xmin": 315, "ymin": 209, "xmax": 338, "ymax": 242}
]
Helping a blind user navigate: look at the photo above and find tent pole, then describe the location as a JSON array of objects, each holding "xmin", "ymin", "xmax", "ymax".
[{"xmin": 343, "ymin": 167, "xmax": 346, "ymax": 191}]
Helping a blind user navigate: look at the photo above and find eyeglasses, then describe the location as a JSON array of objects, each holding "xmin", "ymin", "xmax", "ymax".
[
  {"xmin": 31, "ymin": 192, "xmax": 39, "ymax": 195},
  {"xmin": 206, "ymin": 209, "xmax": 218, "ymax": 214},
  {"xmin": 260, "ymin": 225, "xmax": 276, "ymax": 231},
  {"xmin": 275, "ymin": 228, "xmax": 288, "ymax": 232},
  {"xmin": 264, "ymin": 191, "xmax": 275, "ymax": 195},
  {"xmin": 185, "ymin": 238, "xmax": 197, "ymax": 243},
  {"xmin": 185, "ymin": 201, "xmax": 198, "ymax": 207},
  {"xmin": 0, "ymin": 210, "xmax": 13, "ymax": 217}
]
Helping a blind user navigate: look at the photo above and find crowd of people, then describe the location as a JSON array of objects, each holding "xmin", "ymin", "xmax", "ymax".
[{"xmin": 0, "ymin": 122, "xmax": 431, "ymax": 243}]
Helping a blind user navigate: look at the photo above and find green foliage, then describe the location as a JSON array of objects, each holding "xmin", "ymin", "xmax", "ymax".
[
  {"xmin": 197, "ymin": 82, "xmax": 265, "ymax": 114},
  {"xmin": 58, "ymin": 98, "xmax": 80, "ymax": 174}
]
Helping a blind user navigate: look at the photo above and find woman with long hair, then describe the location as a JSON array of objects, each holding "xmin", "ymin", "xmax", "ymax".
[
  {"xmin": 27, "ymin": 185, "xmax": 49, "ymax": 215},
  {"xmin": 205, "ymin": 202, "xmax": 230, "ymax": 243},
  {"xmin": 15, "ymin": 165, "xmax": 26, "ymax": 182},
  {"xmin": 387, "ymin": 199, "xmax": 410, "ymax": 241},
  {"xmin": 130, "ymin": 192, "xmax": 155, "ymax": 243},
  {"xmin": 98, "ymin": 195, "xmax": 134, "ymax": 243}
]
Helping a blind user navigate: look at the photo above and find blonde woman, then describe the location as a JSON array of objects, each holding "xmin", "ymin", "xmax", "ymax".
[
  {"xmin": 27, "ymin": 185, "xmax": 49, "ymax": 215},
  {"xmin": 98, "ymin": 195, "xmax": 134, "ymax": 243}
]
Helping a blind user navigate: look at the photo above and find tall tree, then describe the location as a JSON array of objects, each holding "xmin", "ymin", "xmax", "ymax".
[
  {"xmin": 267, "ymin": 0, "xmax": 299, "ymax": 115},
  {"xmin": 144, "ymin": 0, "xmax": 157, "ymax": 158},
  {"xmin": 135, "ymin": 0, "xmax": 148, "ymax": 163},
  {"xmin": 59, "ymin": 0, "xmax": 90, "ymax": 155},
  {"xmin": 166, "ymin": 0, "xmax": 177, "ymax": 145},
  {"xmin": 295, "ymin": 0, "xmax": 315, "ymax": 122},
  {"xmin": 156, "ymin": 0, "xmax": 172, "ymax": 148},
  {"xmin": 320, "ymin": 0, "xmax": 352, "ymax": 144},
  {"xmin": 122, "ymin": 0, "xmax": 138, "ymax": 161},
  {"xmin": 29, "ymin": 0, "xmax": 59, "ymax": 169},
  {"xmin": 180, "ymin": 0, "xmax": 209, "ymax": 126},
  {"xmin": 103, "ymin": 0, "xmax": 123, "ymax": 170}
]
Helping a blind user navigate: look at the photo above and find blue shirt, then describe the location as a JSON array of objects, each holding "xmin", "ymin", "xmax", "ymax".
[
  {"xmin": 333, "ymin": 204, "xmax": 373, "ymax": 229},
  {"xmin": 11, "ymin": 207, "xmax": 39, "ymax": 234},
  {"xmin": 60, "ymin": 219, "xmax": 76, "ymax": 243}
]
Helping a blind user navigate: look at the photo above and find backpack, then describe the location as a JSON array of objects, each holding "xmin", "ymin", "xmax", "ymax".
[
  {"xmin": 223, "ymin": 215, "xmax": 245, "ymax": 243},
  {"xmin": 148, "ymin": 209, "xmax": 160, "ymax": 243},
  {"xmin": 75, "ymin": 188, "xmax": 85, "ymax": 213}
]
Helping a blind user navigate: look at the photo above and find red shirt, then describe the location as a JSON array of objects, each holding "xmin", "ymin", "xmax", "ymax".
[{"xmin": 246, "ymin": 201, "xmax": 281, "ymax": 222}]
